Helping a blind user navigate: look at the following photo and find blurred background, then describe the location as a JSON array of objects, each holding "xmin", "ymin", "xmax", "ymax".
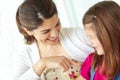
[{"xmin": 0, "ymin": 0, "xmax": 120, "ymax": 80}]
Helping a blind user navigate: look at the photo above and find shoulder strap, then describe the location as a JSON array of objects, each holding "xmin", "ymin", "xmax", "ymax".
[
  {"xmin": 114, "ymin": 72, "xmax": 120, "ymax": 80},
  {"xmin": 90, "ymin": 68, "xmax": 95, "ymax": 80}
]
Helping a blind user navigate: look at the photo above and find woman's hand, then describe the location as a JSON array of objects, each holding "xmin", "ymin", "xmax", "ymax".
[
  {"xmin": 72, "ymin": 59, "xmax": 83, "ymax": 67},
  {"xmin": 41, "ymin": 56, "xmax": 77, "ymax": 71},
  {"xmin": 33, "ymin": 56, "xmax": 78, "ymax": 76}
]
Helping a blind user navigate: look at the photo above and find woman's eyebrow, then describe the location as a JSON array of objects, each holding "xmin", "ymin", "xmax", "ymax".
[
  {"xmin": 40, "ymin": 29, "xmax": 50, "ymax": 32},
  {"xmin": 40, "ymin": 19, "xmax": 60, "ymax": 32}
]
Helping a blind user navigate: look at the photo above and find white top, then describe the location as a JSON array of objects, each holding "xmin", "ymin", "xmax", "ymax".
[{"xmin": 12, "ymin": 28, "xmax": 94, "ymax": 80}]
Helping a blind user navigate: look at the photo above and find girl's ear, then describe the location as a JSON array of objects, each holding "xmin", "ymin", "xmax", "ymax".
[{"xmin": 23, "ymin": 28, "xmax": 33, "ymax": 36}]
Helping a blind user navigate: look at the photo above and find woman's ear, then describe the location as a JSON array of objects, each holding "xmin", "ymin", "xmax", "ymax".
[{"xmin": 23, "ymin": 28, "xmax": 33, "ymax": 36}]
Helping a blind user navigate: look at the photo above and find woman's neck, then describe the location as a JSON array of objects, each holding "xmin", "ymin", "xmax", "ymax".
[
  {"xmin": 37, "ymin": 40, "xmax": 61, "ymax": 48},
  {"xmin": 36, "ymin": 40, "xmax": 63, "ymax": 57},
  {"xmin": 36, "ymin": 40, "xmax": 70, "ymax": 58}
]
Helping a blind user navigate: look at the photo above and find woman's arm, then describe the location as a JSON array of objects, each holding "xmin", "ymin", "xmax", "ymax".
[
  {"xmin": 33, "ymin": 56, "xmax": 77, "ymax": 76},
  {"xmin": 12, "ymin": 52, "xmax": 41, "ymax": 80},
  {"xmin": 12, "ymin": 52, "xmax": 77, "ymax": 80}
]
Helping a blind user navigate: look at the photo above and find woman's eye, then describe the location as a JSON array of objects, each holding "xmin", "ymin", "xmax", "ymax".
[
  {"xmin": 56, "ymin": 22, "xmax": 61, "ymax": 27},
  {"xmin": 42, "ymin": 30, "xmax": 50, "ymax": 34}
]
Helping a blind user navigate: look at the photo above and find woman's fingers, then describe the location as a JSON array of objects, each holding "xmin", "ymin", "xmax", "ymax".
[
  {"xmin": 59, "ymin": 57, "xmax": 73, "ymax": 71},
  {"xmin": 68, "ymin": 58, "xmax": 78, "ymax": 65},
  {"xmin": 41, "ymin": 56, "xmax": 79, "ymax": 71}
]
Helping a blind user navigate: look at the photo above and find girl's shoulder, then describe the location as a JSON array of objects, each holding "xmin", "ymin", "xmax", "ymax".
[
  {"xmin": 80, "ymin": 53, "xmax": 94, "ymax": 80},
  {"xmin": 81, "ymin": 53, "xmax": 94, "ymax": 71},
  {"xmin": 85, "ymin": 53, "xmax": 94, "ymax": 62}
]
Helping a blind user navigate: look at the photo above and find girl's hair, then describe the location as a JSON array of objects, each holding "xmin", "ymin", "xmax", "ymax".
[
  {"xmin": 83, "ymin": 1, "xmax": 120, "ymax": 79},
  {"xmin": 16, "ymin": 0, "xmax": 57, "ymax": 44}
]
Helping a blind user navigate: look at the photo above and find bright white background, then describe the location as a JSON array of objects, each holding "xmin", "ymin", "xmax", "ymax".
[{"xmin": 0, "ymin": 0, "xmax": 119, "ymax": 80}]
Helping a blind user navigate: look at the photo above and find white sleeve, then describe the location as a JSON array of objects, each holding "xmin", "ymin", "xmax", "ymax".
[
  {"xmin": 12, "ymin": 47, "xmax": 40, "ymax": 80},
  {"xmin": 17, "ymin": 67, "xmax": 40, "ymax": 80},
  {"xmin": 59, "ymin": 28, "xmax": 94, "ymax": 61}
]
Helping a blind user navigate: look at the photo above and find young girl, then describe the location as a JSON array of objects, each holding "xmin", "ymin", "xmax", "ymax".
[{"xmin": 76, "ymin": 1, "xmax": 120, "ymax": 80}]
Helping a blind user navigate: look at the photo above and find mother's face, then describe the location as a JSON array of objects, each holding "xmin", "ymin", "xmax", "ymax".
[{"xmin": 27, "ymin": 15, "xmax": 61, "ymax": 45}]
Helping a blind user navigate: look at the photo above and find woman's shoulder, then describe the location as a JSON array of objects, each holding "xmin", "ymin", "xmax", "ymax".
[
  {"xmin": 60, "ymin": 27, "xmax": 86, "ymax": 42},
  {"xmin": 12, "ymin": 42, "xmax": 39, "ymax": 65},
  {"xmin": 61, "ymin": 27, "xmax": 84, "ymax": 34},
  {"xmin": 13, "ymin": 42, "xmax": 39, "ymax": 59}
]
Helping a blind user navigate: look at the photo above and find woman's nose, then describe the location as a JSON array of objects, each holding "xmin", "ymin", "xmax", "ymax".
[{"xmin": 50, "ymin": 28, "xmax": 58, "ymax": 37}]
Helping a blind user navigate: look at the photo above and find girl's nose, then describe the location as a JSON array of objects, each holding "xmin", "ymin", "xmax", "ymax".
[{"xmin": 88, "ymin": 40, "xmax": 94, "ymax": 47}]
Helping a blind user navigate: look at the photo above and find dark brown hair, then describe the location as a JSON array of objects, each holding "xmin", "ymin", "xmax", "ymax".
[
  {"xmin": 16, "ymin": 0, "xmax": 57, "ymax": 44},
  {"xmin": 83, "ymin": 1, "xmax": 120, "ymax": 79}
]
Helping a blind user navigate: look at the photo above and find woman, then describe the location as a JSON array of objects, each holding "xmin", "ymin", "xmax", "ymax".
[
  {"xmin": 76, "ymin": 1, "xmax": 120, "ymax": 80},
  {"xmin": 12, "ymin": 0, "xmax": 94, "ymax": 80}
]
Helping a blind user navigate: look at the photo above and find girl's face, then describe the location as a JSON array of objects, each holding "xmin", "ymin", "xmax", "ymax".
[
  {"xmin": 28, "ymin": 15, "xmax": 61, "ymax": 45},
  {"xmin": 84, "ymin": 23, "xmax": 104, "ymax": 55}
]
